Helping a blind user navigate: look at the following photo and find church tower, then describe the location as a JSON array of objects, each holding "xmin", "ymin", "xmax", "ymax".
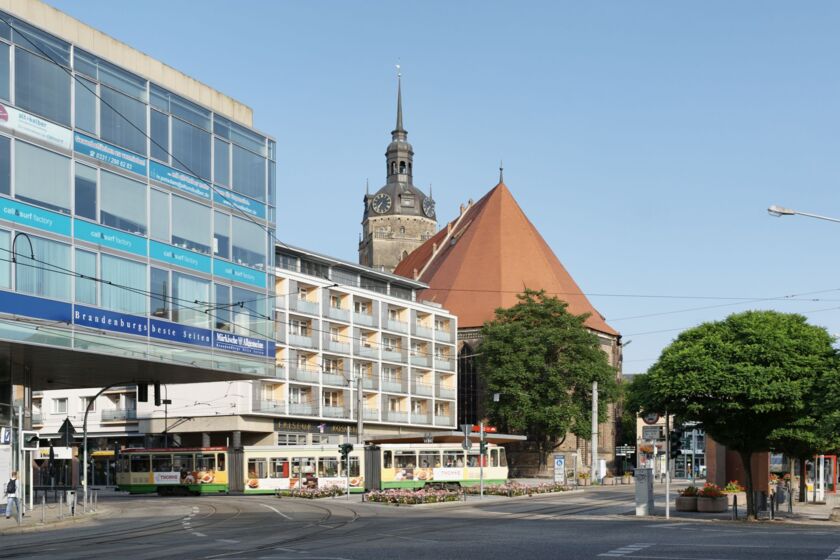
[{"xmin": 359, "ymin": 72, "xmax": 436, "ymax": 272}]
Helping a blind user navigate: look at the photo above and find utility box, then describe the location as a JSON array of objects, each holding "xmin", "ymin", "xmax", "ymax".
[
  {"xmin": 634, "ymin": 468, "xmax": 654, "ymax": 516},
  {"xmin": 65, "ymin": 490, "xmax": 77, "ymax": 515}
]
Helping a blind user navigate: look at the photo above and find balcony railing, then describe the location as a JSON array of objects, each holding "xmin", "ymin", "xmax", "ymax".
[
  {"xmin": 410, "ymin": 355, "xmax": 430, "ymax": 367},
  {"xmin": 436, "ymin": 386, "xmax": 456, "ymax": 399},
  {"xmin": 289, "ymin": 334, "xmax": 316, "ymax": 348},
  {"xmin": 289, "ymin": 402, "xmax": 316, "ymax": 416},
  {"xmin": 387, "ymin": 319, "xmax": 408, "ymax": 333},
  {"xmin": 291, "ymin": 298, "xmax": 320, "ymax": 315},
  {"xmin": 354, "ymin": 312, "xmax": 375, "ymax": 327},
  {"xmin": 363, "ymin": 408, "xmax": 379, "ymax": 420},
  {"xmin": 362, "ymin": 376, "xmax": 378, "ymax": 390},
  {"xmin": 325, "ymin": 340, "xmax": 351, "ymax": 354},
  {"xmin": 31, "ymin": 413, "xmax": 42, "ymax": 425},
  {"xmin": 101, "ymin": 409, "xmax": 138, "ymax": 422},
  {"xmin": 386, "ymin": 411, "xmax": 408, "ymax": 423},
  {"xmin": 411, "ymin": 413, "xmax": 431, "ymax": 425},
  {"xmin": 382, "ymin": 350, "xmax": 404, "ymax": 363},
  {"xmin": 254, "ymin": 399, "xmax": 286, "ymax": 414},
  {"xmin": 434, "ymin": 358, "xmax": 454, "ymax": 371},
  {"xmin": 381, "ymin": 380, "xmax": 406, "ymax": 393},
  {"xmin": 327, "ymin": 306, "xmax": 350, "ymax": 322},
  {"xmin": 413, "ymin": 381, "xmax": 433, "ymax": 397},
  {"xmin": 289, "ymin": 367, "xmax": 320, "ymax": 383},
  {"xmin": 434, "ymin": 329, "xmax": 453, "ymax": 343},
  {"xmin": 323, "ymin": 406, "xmax": 350, "ymax": 419},
  {"xmin": 435, "ymin": 415, "xmax": 455, "ymax": 427},
  {"xmin": 414, "ymin": 325, "xmax": 433, "ymax": 339},
  {"xmin": 322, "ymin": 372, "xmax": 348, "ymax": 386},
  {"xmin": 356, "ymin": 345, "xmax": 378, "ymax": 359}
]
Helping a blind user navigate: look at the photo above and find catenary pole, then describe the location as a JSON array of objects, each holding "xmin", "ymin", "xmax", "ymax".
[
  {"xmin": 591, "ymin": 381, "xmax": 598, "ymax": 482},
  {"xmin": 665, "ymin": 412, "xmax": 671, "ymax": 520}
]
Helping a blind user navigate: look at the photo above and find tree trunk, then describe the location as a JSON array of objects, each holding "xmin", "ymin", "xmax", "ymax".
[
  {"xmin": 798, "ymin": 456, "xmax": 807, "ymax": 503},
  {"xmin": 739, "ymin": 450, "xmax": 756, "ymax": 519}
]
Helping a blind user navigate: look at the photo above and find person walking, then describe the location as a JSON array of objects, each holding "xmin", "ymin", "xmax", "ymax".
[{"xmin": 4, "ymin": 471, "xmax": 20, "ymax": 520}]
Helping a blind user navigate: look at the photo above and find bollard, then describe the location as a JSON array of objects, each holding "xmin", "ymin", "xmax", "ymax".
[
  {"xmin": 58, "ymin": 492, "xmax": 63, "ymax": 520},
  {"xmin": 94, "ymin": 490, "xmax": 98, "ymax": 512},
  {"xmin": 770, "ymin": 493, "xmax": 775, "ymax": 520},
  {"xmin": 732, "ymin": 494, "xmax": 738, "ymax": 520},
  {"xmin": 41, "ymin": 496, "xmax": 45, "ymax": 525}
]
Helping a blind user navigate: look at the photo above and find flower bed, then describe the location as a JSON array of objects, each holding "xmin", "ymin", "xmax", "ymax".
[
  {"xmin": 277, "ymin": 487, "xmax": 346, "ymax": 499},
  {"xmin": 463, "ymin": 481, "xmax": 572, "ymax": 497},
  {"xmin": 366, "ymin": 489, "xmax": 462, "ymax": 505}
]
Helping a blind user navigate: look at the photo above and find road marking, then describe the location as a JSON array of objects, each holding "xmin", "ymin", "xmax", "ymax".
[
  {"xmin": 826, "ymin": 546, "xmax": 840, "ymax": 560},
  {"xmin": 193, "ymin": 531, "xmax": 207, "ymax": 537},
  {"xmin": 599, "ymin": 543, "xmax": 654, "ymax": 557},
  {"xmin": 260, "ymin": 503, "xmax": 292, "ymax": 520},
  {"xmin": 217, "ymin": 539, "xmax": 239, "ymax": 544}
]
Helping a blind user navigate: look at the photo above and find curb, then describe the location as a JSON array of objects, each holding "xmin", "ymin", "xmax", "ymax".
[{"xmin": 0, "ymin": 508, "xmax": 109, "ymax": 535}]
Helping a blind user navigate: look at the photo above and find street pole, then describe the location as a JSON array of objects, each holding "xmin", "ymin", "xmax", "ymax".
[
  {"xmin": 356, "ymin": 370, "xmax": 364, "ymax": 445},
  {"xmin": 665, "ymin": 412, "xmax": 670, "ymax": 520},
  {"xmin": 591, "ymin": 380, "xmax": 598, "ymax": 483},
  {"xmin": 480, "ymin": 422, "xmax": 485, "ymax": 499},
  {"xmin": 16, "ymin": 405, "xmax": 22, "ymax": 524}
]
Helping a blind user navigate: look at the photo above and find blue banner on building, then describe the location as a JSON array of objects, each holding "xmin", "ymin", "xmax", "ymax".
[
  {"xmin": 74, "ymin": 133, "xmax": 147, "ymax": 177},
  {"xmin": 213, "ymin": 331, "xmax": 272, "ymax": 357},
  {"xmin": 0, "ymin": 198, "xmax": 72, "ymax": 237},
  {"xmin": 213, "ymin": 259, "xmax": 267, "ymax": 289},
  {"xmin": 149, "ymin": 161, "xmax": 211, "ymax": 200},
  {"xmin": 73, "ymin": 305, "xmax": 149, "ymax": 336},
  {"xmin": 74, "ymin": 220, "xmax": 148, "ymax": 256},
  {"xmin": 0, "ymin": 290, "xmax": 72, "ymax": 322},
  {"xmin": 149, "ymin": 319, "xmax": 212, "ymax": 348},
  {"xmin": 150, "ymin": 241, "xmax": 212, "ymax": 274},
  {"xmin": 212, "ymin": 188, "xmax": 266, "ymax": 219}
]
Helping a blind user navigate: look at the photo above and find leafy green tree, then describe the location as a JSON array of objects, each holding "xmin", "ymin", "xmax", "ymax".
[
  {"xmin": 770, "ymin": 417, "xmax": 839, "ymax": 502},
  {"xmin": 480, "ymin": 289, "xmax": 617, "ymax": 468},
  {"xmin": 640, "ymin": 310, "xmax": 836, "ymax": 518}
]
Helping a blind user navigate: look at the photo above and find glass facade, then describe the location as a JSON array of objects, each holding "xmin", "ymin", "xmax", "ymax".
[{"xmin": 0, "ymin": 10, "xmax": 277, "ymax": 376}]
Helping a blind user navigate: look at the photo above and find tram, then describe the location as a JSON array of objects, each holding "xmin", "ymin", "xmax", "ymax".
[{"xmin": 117, "ymin": 442, "xmax": 508, "ymax": 495}]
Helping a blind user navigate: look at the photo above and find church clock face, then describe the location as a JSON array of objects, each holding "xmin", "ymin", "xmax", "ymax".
[
  {"xmin": 372, "ymin": 193, "xmax": 392, "ymax": 214},
  {"xmin": 422, "ymin": 197, "xmax": 436, "ymax": 218}
]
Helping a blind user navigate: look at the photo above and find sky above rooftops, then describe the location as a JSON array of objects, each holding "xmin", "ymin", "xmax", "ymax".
[{"xmin": 48, "ymin": 0, "xmax": 840, "ymax": 373}]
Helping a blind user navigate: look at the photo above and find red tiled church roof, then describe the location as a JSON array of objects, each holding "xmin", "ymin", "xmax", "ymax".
[{"xmin": 394, "ymin": 182, "xmax": 618, "ymax": 336}]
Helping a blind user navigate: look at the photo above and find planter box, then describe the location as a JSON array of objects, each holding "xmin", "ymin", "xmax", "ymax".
[
  {"xmin": 675, "ymin": 496, "xmax": 698, "ymax": 512},
  {"xmin": 602, "ymin": 477, "xmax": 615, "ymax": 486},
  {"xmin": 622, "ymin": 477, "xmax": 632, "ymax": 485},
  {"xmin": 578, "ymin": 478, "xmax": 590, "ymax": 486},
  {"xmin": 725, "ymin": 491, "xmax": 746, "ymax": 507},
  {"xmin": 697, "ymin": 496, "xmax": 728, "ymax": 513}
]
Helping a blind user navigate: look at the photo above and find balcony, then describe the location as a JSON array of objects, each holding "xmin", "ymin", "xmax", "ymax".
[
  {"xmin": 437, "ymin": 386, "xmax": 456, "ymax": 400},
  {"xmin": 386, "ymin": 411, "xmax": 408, "ymax": 423},
  {"xmin": 356, "ymin": 345, "xmax": 378, "ymax": 359},
  {"xmin": 411, "ymin": 413, "xmax": 431, "ymax": 425},
  {"xmin": 324, "ymin": 340, "xmax": 351, "ymax": 354},
  {"xmin": 31, "ymin": 413, "xmax": 42, "ymax": 425},
  {"xmin": 290, "ymin": 298, "xmax": 320, "ymax": 315},
  {"xmin": 435, "ymin": 415, "xmax": 455, "ymax": 427},
  {"xmin": 410, "ymin": 355, "xmax": 430, "ymax": 367},
  {"xmin": 381, "ymin": 380, "xmax": 406, "ymax": 393},
  {"xmin": 323, "ymin": 406, "xmax": 350, "ymax": 419},
  {"xmin": 322, "ymin": 372, "xmax": 348, "ymax": 386},
  {"xmin": 414, "ymin": 325, "xmax": 433, "ymax": 339},
  {"xmin": 413, "ymin": 381, "xmax": 433, "ymax": 397},
  {"xmin": 354, "ymin": 312, "xmax": 375, "ymax": 327},
  {"xmin": 289, "ymin": 367, "xmax": 320, "ymax": 383},
  {"xmin": 289, "ymin": 402, "xmax": 316, "ymax": 416},
  {"xmin": 434, "ymin": 358, "xmax": 454, "ymax": 371},
  {"xmin": 382, "ymin": 350, "xmax": 404, "ymax": 363},
  {"xmin": 327, "ymin": 306, "xmax": 350, "ymax": 322},
  {"xmin": 254, "ymin": 399, "xmax": 286, "ymax": 414},
  {"xmin": 101, "ymin": 409, "xmax": 138, "ymax": 422},
  {"xmin": 362, "ymin": 376, "xmax": 378, "ymax": 390},
  {"xmin": 387, "ymin": 319, "xmax": 408, "ymax": 334},
  {"xmin": 265, "ymin": 365, "xmax": 287, "ymax": 380},
  {"xmin": 363, "ymin": 408, "xmax": 379, "ymax": 420},
  {"xmin": 289, "ymin": 334, "xmax": 316, "ymax": 348},
  {"xmin": 435, "ymin": 329, "xmax": 453, "ymax": 343}
]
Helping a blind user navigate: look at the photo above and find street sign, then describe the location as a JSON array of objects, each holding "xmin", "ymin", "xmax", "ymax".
[
  {"xmin": 553, "ymin": 454, "xmax": 566, "ymax": 484},
  {"xmin": 643, "ymin": 412, "xmax": 660, "ymax": 425},
  {"xmin": 615, "ymin": 445, "xmax": 636, "ymax": 457},
  {"xmin": 642, "ymin": 426, "xmax": 662, "ymax": 441}
]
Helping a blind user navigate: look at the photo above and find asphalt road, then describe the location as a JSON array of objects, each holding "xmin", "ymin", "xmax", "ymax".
[{"xmin": 1, "ymin": 486, "xmax": 837, "ymax": 560}]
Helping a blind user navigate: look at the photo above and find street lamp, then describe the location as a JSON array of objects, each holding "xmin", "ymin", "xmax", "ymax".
[{"xmin": 767, "ymin": 205, "xmax": 840, "ymax": 223}]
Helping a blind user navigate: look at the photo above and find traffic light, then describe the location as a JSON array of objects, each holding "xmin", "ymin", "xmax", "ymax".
[
  {"xmin": 669, "ymin": 427, "xmax": 684, "ymax": 460},
  {"xmin": 339, "ymin": 443, "xmax": 353, "ymax": 460},
  {"xmin": 137, "ymin": 383, "xmax": 148, "ymax": 402},
  {"xmin": 154, "ymin": 381, "xmax": 162, "ymax": 407},
  {"xmin": 479, "ymin": 441, "xmax": 487, "ymax": 455}
]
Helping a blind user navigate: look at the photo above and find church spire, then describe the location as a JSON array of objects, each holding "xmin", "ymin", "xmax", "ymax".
[
  {"xmin": 392, "ymin": 66, "xmax": 407, "ymax": 141},
  {"xmin": 499, "ymin": 160, "xmax": 504, "ymax": 184}
]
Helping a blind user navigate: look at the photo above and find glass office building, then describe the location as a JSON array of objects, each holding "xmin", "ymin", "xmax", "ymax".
[{"xmin": 0, "ymin": 7, "xmax": 276, "ymax": 394}]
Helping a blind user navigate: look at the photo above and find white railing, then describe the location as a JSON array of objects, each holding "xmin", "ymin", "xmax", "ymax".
[
  {"xmin": 387, "ymin": 411, "xmax": 408, "ymax": 423},
  {"xmin": 322, "ymin": 372, "xmax": 348, "ymax": 386},
  {"xmin": 434, "ymin": 329, "xmax": 453, "ymax": 343},
  {"xmin": 323, "ymin": 406, "xmax": 349, "ymax": 419},
  {"xmin": 434, "ymin": 358, "xmax": 453, "ymax": 371},
  {"xmin": 289, "ymin": 402, "xmax": 316, "ymax": 416},
  {"xmin": 325, "ymin": 340, "xmax": 351, "ymax": 354},
  {"xmin": 435, "ymin": 415, "xmax": 455, "ymax": 427},
  {"xmin": 363, "ymin": 408, "xmax": 379, "ymax": 420},
  {"xmin": 101, "ymin": 409, "xmax": 137, "ymax": 421},
  {"xmin": 354, "ymin": 312, "xmax": 375, "ymax": 327},
  {"xmin": 382, "ymin": 350, "xmax": 404, "ymax": 363},
  {"xmin": 413, "ymin": 381, "xmax": 433, "ymax": 396},
  {"xmin": 436, "ymin": 386, "xmax": 456, "ymax": 399},
  {"xmin": 382, "ymin": 380, "xmax": 405, "ymax": 393},
  {"xmin": 387, "ymin": 319, "xmax": 408, "ymax": 333},
  {"xmin": 255, "ymin": 399, "xmax": 286, "ymax": 414},
  {"xmin": 327, "ymin": 306, "xmax": 350, "ymax": 322},
  {"xmin": 410, "ymin": 355, "xmax": 430, "ymax": 367},
  {"xmin": 289, "ymin": 367, "xmax": 320, "ymax": 383},
  {"xmin": 289, "ymin": 334, "xmax": 316, "ymax": 348},
  {"xmin": 414, "ymin": 325, "xmax": 433, "ymax": 339},
  {"xmin": 411, "ymin": 413, "xmax": 431, "ymax": 424},
  {"xmin": 291, "ymin": 298, "xmax": 320, "ymax": 315},
  {"xmin": 356, "ymin": 345, "xmax": 378, "ymax": 359}
]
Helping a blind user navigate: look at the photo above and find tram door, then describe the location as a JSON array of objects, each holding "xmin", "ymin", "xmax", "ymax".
[
  {"xmin": 364, "ymin": 446, "xmax": 381, "ymax": 491},
  {"xmin": 230, "ymin": 449, "xmax": 244, "ymax": 492},
  {"xmin": 292, "ymin": 457, "xmax": 316, "ymax": 489}
]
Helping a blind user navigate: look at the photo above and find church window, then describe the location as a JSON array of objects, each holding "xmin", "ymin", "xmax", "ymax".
[
  {"xmin": 409, "ymin": 163, "xmax": 412, "ymax": 174},
  {"xmin": 400, "ymin": 226, "xmax": 406, "ymax": 235},
  {"xmin": 390, "ymin": 162, "xmax": 396, "ymax": 175},
  {"xmin": 401, "ymin": 250, "xmax": 408, "ymax": 261},
  {"xmin": 399, "ymin": 161, "xmax": 406, "ymax": 174}
]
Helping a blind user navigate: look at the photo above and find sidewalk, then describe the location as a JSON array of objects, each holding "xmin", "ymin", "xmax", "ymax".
[{"xmin": 0, "ymin": 497, "xmax": 110, "ymax": 534}]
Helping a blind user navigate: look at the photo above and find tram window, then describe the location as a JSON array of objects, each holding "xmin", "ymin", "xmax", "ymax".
[
  {"xmin": 395, "ymin": 451, "xmax": 417, "ymax": 469},
  {"xmin": 174, "ymin": 454, "xmax": 194, "ymax": 473},
  {"xmin": 152, "ymin": 455, "xmax": 173, "ymax": 472},
  {"xmin": 419, "ymin": 451, "xmax": 439, "ymax": 468},
  {"xmin": 443, "ymin": 451, "xmax": 463, "ymax": 467},
  {"xmin": 293, "ymin": 457, "xmax": 316, "ymax": 475},
  {"xmin": 490, "ymin": 449, "xmax": 499, "ymax": 467},
  {"xmin": 217, "ymin": 453, "xmax": 225, "ymax": 471},
  {"xmin": 248, "ymin": 458, "xmax": 267, "ymax": 478},
  {"xmin": 383, "ymin": 450, "xmax": 393, "ymax": 468},
  {"xmin": 129, "ymin": 454, "xmax": 150, "ymax": 473},
  {"xmin": 499, "ymin": 448, "xmax": 507, "ymax": 467},
  {"xmin": 117, "ymin": 457, "xmax": 128, "ymax": 473},
  {"xmin": 196, "ymin": 454, "xmax": 216, "ymax": 471},
  {"xmin": 319, "ymin": 457, "xmax": 339, "ymax": 478},
  {"xmin": 270, "ymin": 458, "xmax": 289, "ymax": 478},
  {"xmin": 348, "ymin": 456, "xmax": 360, "ymax": 477}
]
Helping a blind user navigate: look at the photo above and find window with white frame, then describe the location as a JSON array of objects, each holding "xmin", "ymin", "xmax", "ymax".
[
  {"xmin": 289, "ymin": 386, "xmax": 306, "ymax": 404},
  {"xmin": 388, "ymin": 397, "xmax": 400, "ymax": 412},
  {"xmin": 412, "ymin": 400, "xmax": 423, "ymax": 414},
  {"xmin": 80, "ymin": 396, "xmax": 96, "ymax": 412},
  {"xmin": 354, "ymin": 301, "xmax": 369, "ymax": 314},
  {"xmin": 435, "ymin": 319, "xmax": 448, "ymax": 331},
  {"xmin": 435, "ymin": 402, "xmax": 447, "ymax": 416},
  {"xmin": 323, "ymin": 390, "xmax": 340, "ymax": 407},
  {"xmin": 277, "ymin": 433, "xmax": 307, "ymax": 446},
  {"xmin": 388, "ymin": 308, "xmax": 400, "ymax": 321},
  {"xmin": 383, "ymin": 336, "xmax": 398, "ymax": 352},
  {"xmin": 53, "ymin": 398, "xmax": 67, "ymax": 414},
  {"xmin": 296, "ymin": 354, "xmax": 309, "ymax": 370},
  {"xmin": 298, "ymin": 287, "xmax": 308, "ymax": 300},
  {"xmin": 330, "ymin": 295, "xmax": 341, "ymax": 309},
  {"xmin": 323, "ymin": 358, "xmax": 341, "ymax": 373},
  {"xmin": 330, "ymin": 326, "xmax": 342, "ymax": 342},
  {"xmin": 290, "ymin": 319, "xmax": 309, "ymax": 336},
  {"xmin": 383, "ymin": 366, "xmax": 400, "ymax": 382}
]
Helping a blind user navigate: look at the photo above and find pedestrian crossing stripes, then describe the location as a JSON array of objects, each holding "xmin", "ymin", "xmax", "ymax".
[
  {"xmin": 826, "ymin": 546, "xmax": 840, "ymax": 560},
  {"xmin": 599, "ymin": 543, "xmax": 654, "ymax": 557}
]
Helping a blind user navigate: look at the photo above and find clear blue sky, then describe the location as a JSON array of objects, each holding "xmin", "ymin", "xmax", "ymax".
[{"xmin": 48, "ymin": 1, "xmax": 840, "ymax": 373}]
